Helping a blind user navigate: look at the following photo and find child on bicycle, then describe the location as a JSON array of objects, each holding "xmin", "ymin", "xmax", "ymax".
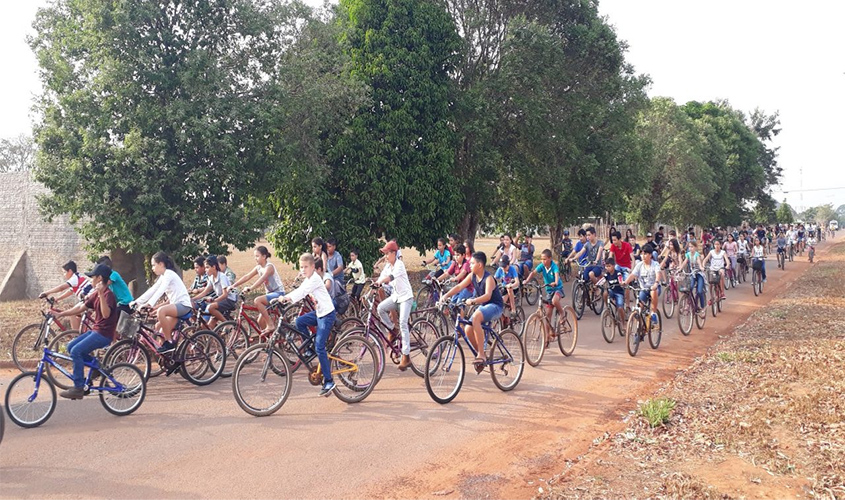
[
  {"xmin": 218, "ymin": 255, "xmax": 236, "ymax": 284},
  {"xmin": 347, "ymin": 249, "xmax": 367, "ymax": 300},
  {"xmin": 752, "ymin": 237, "xmax": 767, "ymax": 282},
  {"xmin": 188, "ymin": 256, "xmax": 210, "ymax": 308},
  {"xmin": 439, "ymin": 251, "xmax": 504, "ymax": 371},
  {"xmin": 276, "ymin": 253, "xmax": 337, "ymax": 396},
  {"xmin": 39, "ymin": 260, "xmax": 94, "ymax": 331},
  {"xmin": 494, "ymin": 255, "xmax": 521, "ymax": 321},
  {"xmin": 54, "ymin": 263, "xmax": 117, "ymax": 400},
  {"xmin": 525, "ymin": 249, "xmax": 566, "ymax": 332},
  {"xmin": 192, "ymin": 255, "xmax": 238, "ymax": 329},
  {"xmin": 602, "ymin": 258, "xmax": 626, "ymax": 324},
  {"xmin": 131, "ymin": 252, "xmax": 193, "ymax": 353},
  {"xmin": 624, "ymin": 244, "xmax": 663, "ymax": 325},
  {"xmin": 678, "ymin": 241, "xmax": 706, "ymax": 311},
  {"xmin": 422, "ymin": 238, "xmax": 453, "ymax": 279},
  {"xmin": 226, "ymin": 246, "xmax": 285, "ymax": 336},
  {"xmin": 517, "ymin": 234, "xmax": 535, "ymax": 279},
  {"xmin": 702, "ymin": 239, "xmax": 728, "ymax": 300},
  {"xmin": 374, "ymin": 240, "xmax": 414, "ymax": 371}
]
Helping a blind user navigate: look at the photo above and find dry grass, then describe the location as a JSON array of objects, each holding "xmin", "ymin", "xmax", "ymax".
[{"xmin": 540, "ymin": 241, "xmax": 845, "ymax": 500}]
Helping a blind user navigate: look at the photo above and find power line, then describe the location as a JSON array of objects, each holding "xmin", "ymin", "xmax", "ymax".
[{"xmin": 779, "ymin": 186, "xmax": 845, "ymax": 193}]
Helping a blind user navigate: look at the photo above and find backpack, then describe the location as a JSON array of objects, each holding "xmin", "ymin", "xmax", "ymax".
[{"xmin": 327, "ymin": 277, "xmax": 350, "ymax": 315}]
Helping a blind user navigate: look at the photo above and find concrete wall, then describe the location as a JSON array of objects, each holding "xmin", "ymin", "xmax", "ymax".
[{"xmin": 0, "ymin": 171, "xmax": 92, "ymax": 299}]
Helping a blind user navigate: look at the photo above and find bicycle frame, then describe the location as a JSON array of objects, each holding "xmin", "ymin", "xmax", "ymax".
[
  {"xmin": 273, "ymin": 320, "xmax": 358, "ymax": 381},
  {"xmin": 30, "ymin": 343, "xmax": 129, "ymax": 399},
  {"xmin": 444, "ymin": 304, "xmax": 515, "ymax": 368}
]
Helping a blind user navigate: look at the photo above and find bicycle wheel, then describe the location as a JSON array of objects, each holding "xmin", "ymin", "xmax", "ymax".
[
  {"xmin": 408, "ymin": 318, "xmax": 439, "ymax": 377},
  {"xmin": 557, "ymin": 305, "xmax": 579, "ymax": 356},
  {"xmin": 99, "ymin": 363, "xmax": 146, "ymax": 416},
  {"xmin": 562, "ymin": 262, "xmax": 572, "ymax": 282},
  {"xmin": 512, "ymin": 306, "xmax": 527, "ymax": 335},
  {"xmin": 331, "ymin": 335, "xmax": 378, "ymax": 403},
  {"xmin": 424, "ymin": 336, "xmax": 465, "ymax": 404},
  {"xmin": 415, "ymin": 286, "xmax": 433, "ymax": 310},
  {"xmin": 648, "ymin": 310, "xmax": 662, "ymax": 349},
  {"xmin": 601, "ymin": 308, "xmax": 616, "ymax": 343},
  {"xmin": 12, "ymin": 323, "xmax": 54, "ymax": 372},
  {"xmin": 103, "ymin": 339, "xmax": 152, "ymax": 381},
  {"xmin": 710, "ymin": 285, "xmax": 718, "ymax": 317},
  {"xmin": 45, "ymin": 330, "xmax": 80, "ymax": 390},
  {"xmin": 214, "ymin": 321, "xmax": 250, "ymax": 378},
  {"xmin": 232, "ymin": 344, "xmax": 292, "ymax": 416},
  {"xmin": 662, "ymin": 288, "xmax": 675, "ymax": 319},
  {"xmin": 626, "ymin": 313, "xmax": 640, "ymax": 357},
  {"xmin": 590, "ymin": 287, "xmax": 604, "ymax": 315},
  {"xmin": 572, "ymin": 283, "xmax": 585, "ymax": 319},
  {"xmin": 522, "ymin": 314, "xmax": 546, "ymax": 367},
  {"xmin": 179, "ymin": 330, "xmax": 226, "ymax": 386},
  {"xmin": 695, "ymin": 295, "xmax": 707, "ymax": 330},
  {"xmin": 525, "ymin": 281, "xmax": 539, "ymax": 306},
  {"xmin": 677, "ymin": 293, "xmax": 693, "ymax": 336},
  {"xmin": 490, "ymin": 329, "xmax": 524, "ymax": 392},
  {"xmin": 5, "ymin": 372, "xmax": 56, "ymax": 428},
  {"xmin": 339, "ymin": 316, "xmax": 365, "ymax": 332},
  {"xmin": 340, "ymin": 327, "xmax": 385, "ymax": 383}
]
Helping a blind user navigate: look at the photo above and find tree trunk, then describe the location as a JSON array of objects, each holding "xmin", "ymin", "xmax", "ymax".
[
  {"xmin": 549, "ymin": 220, "xmax": 564, "ymax": 261},
  {"xmin": 458, "ymin": 212, "xmax": 479, "ymax": 247},
  {"xmin": 110, "ymin": 248, "xmax": 149, "ymax": 298}
]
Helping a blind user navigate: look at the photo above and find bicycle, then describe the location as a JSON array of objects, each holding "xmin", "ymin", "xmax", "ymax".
[
  {"xmin": 808, "ymin": 244, "xmax": 815, "ymax": 263},
  {"xmin": 231, "ymin": 316, "xmax": 378, "ymax": 416},
  {"xmin": 707, "ymin": 270, "xmax": 724, "ymax": 317},
  {"xmin": 523, "ymin": 288, "xmax": 578, "ymax": 365},
  {"xmin": 559, "ymin": 254, "xmax": 573, "ymax": 283},
  {"xmin": 519, "ymin": 274, "xmax": 541, "ymax": 306},
  {"xmin": 751, "ymin": 258, "xmax": 764, "ymax": 297},
  {"xmin": 12, "ymin": 297, "xmax": 79, "ymax": 372},
  {"xmin": 4, "ymin": 330, "xmax": 146, "ymax": 428},
  {"xmin": 599, "ymin": 283, "xmax": 627, "ymax": 343},
  {"xmin": 737, "ymin": 255, "xmax": 749, "ymax": 283},
  {"xmin": 341, "ymin": 283, "xmax": 440, "ymax": 380},
  {"xmin": 777, "ymin": 246, "xmax": 786, "ymax": 270},
  {"xmin": 570, "ymin": 263, "xmax": 604, "ymax": 319},
  {"xmin": 788, "ymin": 242, "xmax": 795, "ymax": 262},
  {"xmin": 416, "ymin": 266, "xmax": 451, "ymax": 310},
  {"xmin": 424, "ymin": 300, "xmax": 524, "ymax": 404},
  {"xmin": 101, "ymin": 308, "xmax": 226, "ymax": 385},
  {"xmin": 661, "ymin": 269, "xmax": 681, "ymax": 319},
  {"xmin": 492, "ymin": 283, "xmax": 527, "ymax": 335},
  {"xmin": 676, "ymin": 271, "xmax": 707, "ymax": 335},
  {"xmin": 625, "ymin": 285, "xmax": 663, "ymax": 357}
]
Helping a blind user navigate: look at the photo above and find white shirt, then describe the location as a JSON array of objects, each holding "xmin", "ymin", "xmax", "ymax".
[
  {"xmin": 708, "ymin": 250, "xmax": 727, "ymax": 271},
  {"xmin": 787, "ymin": 230, "xmax": 797, "ymax": 243},
  {"xmin": 285, "ymin": 272, "xmax": 335, "ymax": 318},
  {"xmin": 136, "ymin": 269, "xmax": 192, "ymax": 308},
  {"xmin": 752, "ymin": 245, "xmax": 765, "ymax": 259},
  {"xmin": 380, "ymin": 259, "xmax": 413, "ymax": 303},
  {"xmin": 208, "ymin": 273, "xmax": 237, "ymax": 301},
  {"xmin": 737, "ymin": 240, "xmax": 749, "ymax": 255}
]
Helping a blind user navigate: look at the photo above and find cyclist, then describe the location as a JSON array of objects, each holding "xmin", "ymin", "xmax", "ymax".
[
  {"xmin": 326, "ymin": 237, "xmax": 345, "ymax": 286},
  {"xmin": 567, "ymin": 226, "xmax": 604, "ymax": 284},
  {"xmin": 776, "ymin": 232, "xmax": 787, "ymax": 261},
  {"xmin": 192, "ymin": 255, "xmax": 237, "ymax": 329},
  {"xmin": 496, "ymin": 234, "xmax": 519, "ymax": 266},
  {"xmin": 737, "ymin": 232, "xmax": 750, "ymax": 275},
  {"xmin": 517, "ymin": 234, "xmax": 536, "ymax": 280},
  {"xmin": 678, "ymin": 241, "xmax": 706, "ymax": 311},
  {"xmin": 53, "ymin": 263, "xmax": 117, "ymax": 400},
  {"xmin": 347, "ymin": 248, "xmax": 367, "ymax": 300},
  {"xmin": 38, "ymin": 260, "xmax": 94, "ymax": 331},
  {"xmin": 797, "ymin": 225, "xmax": 805, "ymax": 254},
  {"xmin": 602, "ymin": 257, "xmax": 626, "ymax": 325},
  {"xmin": 723, "ymin": 234, "xmax": 738, "ymax": 285},
  {"xmin": 276, "ymin": 253, "xmax": 337, "ymax": 396},
  {"xmin": 494, "ymin": 255, "xmax": 520, "ymax": 321},
  {"xmin": 702, "ymin": 239, "xmax": 728, "ymax": 301},
  {"xmin": 130, "ymin": 252, "xmax": 192, "ymax": 353},
  {"xmin": 439, "ymin": 251, "xmax": 504, "ymax": 372},
  {"xmin": 189, "ymin": 256, "xmax": 212, "ymax": 310},
  {"xmin": 560, "ymin": 230, "xmax": 573, "ymax": 261},
  {"xmin": 751, "ymin": 237, "xmax": 767, "ymax": 283},
  {"xmin": 226, "ymin": 246, "xmax": 285, "ymax": 337},
  {"xmin": 94, "ymin": 256, "xmax": 134, "ymax": 315},
  {"xmin": 806, "ymin": 233, "xmax": 817, "ymax": 261},
  {"xmin": 623, "ymin": 244, "xmax": 663, "ymax": 326},
  {"xmin": 525, "ymin": 249, "xmax": 566, "ymax": 330},
  {"xmin": 218, "ymin": 256, "xmax": 236, "ymax": 285},
  {"xmin": 605, "ymin": 231, "xmax": 633, "ymax": 279},
  {"xmin": 422, "ymin": 238, "xmax": 453, "ymax": 279},
  {"xmin": 374, "ymin": 240, "xmax": 414, "ymax": 371},
  {"xmin": 440, "ymin": 244, "xmax": 473, "ymax": 306}
]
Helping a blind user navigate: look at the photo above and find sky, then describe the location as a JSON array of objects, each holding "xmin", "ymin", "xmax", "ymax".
[{"xmin": 2, "ymin": 0, "xmax": 843, "ymax": 211}]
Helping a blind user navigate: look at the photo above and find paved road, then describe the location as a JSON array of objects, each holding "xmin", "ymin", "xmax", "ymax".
[{"xmin": 0, "ymin": 244, "xmax": 826, "ymax": 499}]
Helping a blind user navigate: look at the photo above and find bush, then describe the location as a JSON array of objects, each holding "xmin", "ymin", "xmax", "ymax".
[{"xmin": 639, "ymin": 397, "xmax": 676, "ymax": 427}]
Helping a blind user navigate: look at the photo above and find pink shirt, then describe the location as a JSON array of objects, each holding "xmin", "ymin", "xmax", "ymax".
[{"xmin": 724, "ymin": 241, "xmax": 738, "ymax": 257}]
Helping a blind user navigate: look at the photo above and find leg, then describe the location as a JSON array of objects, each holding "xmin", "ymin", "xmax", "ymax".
[
  {"xmin": 68, "ymin": 331, "xmax": 111, "ymax": 389},
  {"xmin": 206, "ymin": 302, "xmax": 226, "ymax": 326},
  {"xmin": 469, "ymin": 310, "xmax": 486, "ymax": 360},
  {"xmin": 506, "ymin": 288, "xmax": 516, "ymax": 315},
  {"xmin": 314, "ymin": 311, "xmax": 336, "ymax": 385},
  {"xmin": 70, "ymin": 314, "xmax": 82, "ymax": 331},
  {"xmin": 157, "ymin": 304, "xmax": 179, "ymax": 342},
  {"xmin": 397, "ymin": 299, "xmax": 412, "ymax": 356},
  {"xmin": 695, "ymin": 275, "xmax": 706, "ymax": 309},
  {"xmin": 294, "ymin": 311, "xmax": 318, "ymax": 348},
  {"xmin": 650, "ymin": 289, "xmax": 659, "ymax": 314},
  {"xmin": 254, "ymin": 295, "xmax": 271, "ymax": 332},
  {"xmin": 377, "ymin": 295, "xmax": 399, "ymax": 330},
  {"xmin": 719, "ymin": 270, "xmax": 726, "ymax": 297}
]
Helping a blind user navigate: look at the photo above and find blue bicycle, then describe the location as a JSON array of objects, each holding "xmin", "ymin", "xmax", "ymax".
[
  {"xmin": 424, "ymin": 301, "xmax": 524, "ymax": 404},
  {"xmin": 5, "ymin": 326, "xmax": 146, "ymax": 428}
]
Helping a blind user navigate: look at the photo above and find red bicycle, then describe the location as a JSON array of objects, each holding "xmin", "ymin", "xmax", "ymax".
[{"xmin": 12, "ymin": 297, "xmax": 94, "ymax": 373}]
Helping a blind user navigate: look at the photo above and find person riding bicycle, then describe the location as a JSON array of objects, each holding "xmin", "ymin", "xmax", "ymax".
[
  {"xmin": 517, "ymin": 234, "xmax": 535, "ymax": 280},
  {"xmin": 439, "ymin": 244, "xmax": 473, "ymax": 303},
  {"xmin": 192, "ymin": 255, "xmax": 237, "ymax": 329},
  {"xmin": 130, "ymin": 252, "xmax": 193, "ymax": 354},
  {"xmin": 623, "ymin": 244, "xmax": 663, "ymax": 327},
  {"xmin": 723, "ymin": 234, "xmax": 738, "ymax": 284},
  {"xmin": 226, "ymin": 246, "xmax": 285, "ymax": 337},
  {"xmin": 702, "ymin": 239, "xmax": 728, "ymax": 300},
  {"xmin": 678, "ymin": 241, "xmax": 706, "ymax": 311},
  {"xmin": 53, "ymin": 263, "xmax": 117, "ymax": 400},
  {"xmin": 94, "ymin": 256, "xmax": 135, "ymax": 315},
  {"xmin": 422, "ymin": 238, "xmax": 453, "ymax": 279},
  {"xmin": 38, "ymin": 260, "xmax": 94, "ymax": 331},
  {"xmin": 737, "ymin": 233, "xmax": 750, "ymax": 271},
  {"xmin": 751, "ymin": 237, "xmax": 767, "ymax": 283},
  {"xmin": 374, "ymin": 240, "xmax": 414, "ymax": 372},
  {"xmin": 602, "ymin": 258, "xmax": 626, "ymax": 324},
  {"xmin": 776, "ymin": 232, "xmax": 787, "ymax": 256},
  {"xmin": 605, "ymin": 231, "xmax": 633, "ymax": 279},
  {"xmin": 567, "ymin": 226, "xmax": 604, "ymax": 285},
  {"xmin": 525, "ymin": 249, "xmax": 566, "ymax": 332},
  {"xmin": 561, "ymin": 230, "xmax": 573, "ymax": 261},
  {"xmin": 347, "ymin": 249, "xmax": 367, "ymax": 300},
  {"xmin": 494, "ymin": 255, "xmax": 521, "ymax": 321},
  {"xmin": 439, "ymin": 251, "xmax": 504, "ymax": 372},
  {"xmin": 807, "ymin": 234, "xmax": 817, "ymax": 261},
  {"xmin": 276, "ymin": 253, "xmax": 338, "ymax": 396}
]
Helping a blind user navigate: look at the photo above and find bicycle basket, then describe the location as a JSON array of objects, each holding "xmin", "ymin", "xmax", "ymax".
[
  {"xmin": 707, "ymin": 271, "xmax": 721, "ymax": 284},
  {"xmin": 752, "ymin": 259, "xmax": 764, "ymax": 271},
  {"xmin": 678, "ymin": 276, "xmax": 692, "ymax": 293},
  {"xmin": 116, "ymin": 310, "xmax": 142, "ymax": 339}
]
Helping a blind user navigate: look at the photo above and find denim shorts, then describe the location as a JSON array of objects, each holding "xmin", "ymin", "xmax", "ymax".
[
  {"xmin": 265, "ymin": 291, "xmax": 285, "ymax": 302},
  {"xmin": 476, "ymin": 303, "xmax": 503, "ymax": 323},
  {"xmin": 583, "ymin": 266, "xmax": 603, "ymax": 281},
  {"xmin": 608, "ymin": 289, "xmax": 625, "ymax": 308},
  {"xmin": 638, "ymin": 285, "xmax": 661, "ymax": 305}
]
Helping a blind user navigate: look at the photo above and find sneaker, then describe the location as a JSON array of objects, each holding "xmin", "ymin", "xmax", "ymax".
[
  {"xmin": 319, "ymin": 380, "xmax": 336, "ymax": 397},
  {"xmin": 763, "ymin": 279, "xmax": 767, "ymax": 283},
  {"xmin": 60, "ymin": 387, "xmax": 85, "ymax": 400},
  {"xmin": 156, "ymin": 340, "xmax": 176, "ymax": 354}
]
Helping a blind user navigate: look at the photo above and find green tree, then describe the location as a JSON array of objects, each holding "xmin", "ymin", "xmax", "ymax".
[
  {"xmin": 30, "ymin": 0, "xmax": 322, "ymax": 268},
  {"xmin": 776, "ymin": 200, "xmax": 795, "ymax": 224},
  {"xmin": 812, "ymin": 204, "xmax": 836, "ymax": 227},
  {"xmin": 0, "ymin": 134, "xmax": 36, "ymax": 172},
  {"xmin": 751, "ymin": 192, "xmax": 778, "ymax": 224}
]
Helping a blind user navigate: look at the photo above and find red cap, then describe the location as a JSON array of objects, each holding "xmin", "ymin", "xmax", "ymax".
[{"xmin": 380, "ymin": 241, "xmax": 399, "ymax": 254}]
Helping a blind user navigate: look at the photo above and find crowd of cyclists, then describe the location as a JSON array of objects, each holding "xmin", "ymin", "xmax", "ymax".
[{"xmin": 5, "ymin": 219, "xmax": 833, "ymax": 427}]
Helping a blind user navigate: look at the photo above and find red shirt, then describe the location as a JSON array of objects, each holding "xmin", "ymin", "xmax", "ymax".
[
  {"xmin": 84, "ymin": 288, "xmax": 118, "ymax": 341},
  {"xmin": 609, "ymin": 241, "xmax": 633, "ymax": 269}
]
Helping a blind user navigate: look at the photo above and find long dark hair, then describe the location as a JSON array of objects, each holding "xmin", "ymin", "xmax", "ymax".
[
  {"xmin": 152, "ymin": 251, "xmax": 176, "ymax": 270},
  {"xmin": 312, "ymin": 237, "xmax": 327, "ymax": 256}
]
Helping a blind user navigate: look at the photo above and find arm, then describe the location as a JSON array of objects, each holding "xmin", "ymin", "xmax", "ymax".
[
  {"xmin": 440, "ymin": 273, "xmax": 472, "ymax": 301},
  {"xmin": 230, "ymin": 267, "xmax": 258, "ymax": 289},
  {"xmin": 193, "ymin": 280, "xmax": 214, "ymax": 301},
  {"xmin": 40, "ymin": 282, "xmax": 71, "ymax": 298},
  {"xmin": 468, "ymin": 276, "xmax": 496, "ymax": 305},
  {"xmin": 568, "ymin": 246, "xmax": 586, "ymax": 262},
  {"xmin": 55, "ymin": 301, "xmax": 88, "ymax": 318},
  {"xmin": 332, "ymin": 261, "xmax": 344, "ymax": 277},
  {"xmin": 133, "ymin": 273, "xmax": 165, "ymax": 307},
  {"xmin": 98, "ymin": 286, "xmax": 113, "ymax": 320},
  {"xmin": 246, "ymin": 265, "xmax": 273, "ymax": 292}
]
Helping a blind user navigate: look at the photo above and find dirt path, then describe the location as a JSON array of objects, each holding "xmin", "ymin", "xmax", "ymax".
[{"xmin": 0, "ymin": 242, "xmax": 829, "ymax": 499}]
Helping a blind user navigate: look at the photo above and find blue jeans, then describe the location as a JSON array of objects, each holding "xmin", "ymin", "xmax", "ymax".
[
  {"xmin": 67, "ymin": 331, "xmax": 111, "ymax": 389},
  {"xmin": 693, "ymin": 273, "xmax": 706, "ymax": 309},
  {"xmin": 295, "ymin": 311, "xmax": 336, "ymax": 384}
]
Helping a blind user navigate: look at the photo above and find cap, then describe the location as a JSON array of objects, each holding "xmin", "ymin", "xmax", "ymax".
[
  {"xmin": 563, "ymin": 230, "xmax": 570, "ymax": 235},
  {"xmin": 499, "ymin": 255, "xmax": 510, "ymax": 266},
  {"xmin": 647, "ymin": 232, "xmax": 653, "ymax": 237},
  {"xmin": 380, "ymin": 241, "xmax": 399, "ymax": 254},
  {"xmin": 85, "ymin": 263, "xmax": 111, "ymax": 280}
]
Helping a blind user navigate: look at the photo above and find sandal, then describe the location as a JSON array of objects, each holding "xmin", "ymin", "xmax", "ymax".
[{"xmin": 473, "ymin": 358, "xmax": 487, "ymax": 374}]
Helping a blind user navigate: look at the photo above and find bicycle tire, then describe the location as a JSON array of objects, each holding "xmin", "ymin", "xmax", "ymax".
[
  {"xmin": 12, "ymin": 323, "xmax": 55, "ymax": 372},
  {"xmin": 490, "ymin": 329, "xmax": 524, "ymax": 392},
  {"xmin": 648, "ymin": 310, "xmax": 662, "ymax": 349},
  {"xmin": 0, "ymin": 403, "xmax": 4, "ymax": 444},
  {"xmin": 710, "ymin": 285, "xmax": 718, "ymax": 317},
  {"xmin": 525, "ymin": 280, "xmax": 539, "ymax": 306},
  {"xmin": 572, "ymin": 283, "xmax": 585, "ymax": 319},
  {"xmin": 340, "ymin": 327, "xmax": 386, "ymax": 383},
  {"xmin": 522, "ymin": 314, "xmax": 546, "ymax": 367},
  {"xmin": 98, "ymin": 363, "xmax": 146, "ymax": 416},
  {"xmin": 424, "ymin": 336, "xmax": 465, "ymax": 404},
  {"xmin": 626, "ymin": 312, "xmax": 640, "ymax": 357},
  {"xmin": 232, "ymin": 344, "xmax": 292, "ymax": 416},
  {"xmin": 601, "ymin": 308, "xmax": 616, "ymax": 343},
  {"xmin": 5, "ymin": 372, "xmax": 57, "ymax": 428},
  {"xmin": 677, "ymin": 293, "xmax": 693, "ymax": 336},
  {"xmin": 179, "ymin": 330, "xmax": 226, "ymax": 386},
  {"xmin": 214, "ymin": 321, "xmax": 250, "ymax": 378},
  {"xmin": 662, "ymin": 288, "xmax": 675, "ymax": 319},
  {"xmin": 695, "ymin": 296, "xmax": 707, "ymax": 330},
  {"xmin": 512, "ymin": 306, "xmax": 527, "ymax": 336},
  {"xmin": 557, "ymin": 305, "xmax": 578, "ymax": 356},
  {"xmin": 103, "ymin": 339, "xmax": 152, "ymax": 381},
  {"xmin": 590, "ymin": 286, "xmax": 604, "ymax": 316},
  {"xmin": 415, "ymin": 286, "xmax": 433, "ymax": 311},
  {"xmin": 45, "ymin": 330, "xmax": 80, "ymax": 390},
  {"xmin": 331, "ymin": 335, "xmax": 378, "ymax": 403},
  {"xmin": 408, "ymin": 318, "xmax": 439, "ymax": 377}
]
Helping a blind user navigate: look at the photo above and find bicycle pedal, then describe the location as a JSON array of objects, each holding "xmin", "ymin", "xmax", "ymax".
[{"xmin": 165, "ymin": 362, "xmax": 182, "ymax": 376}]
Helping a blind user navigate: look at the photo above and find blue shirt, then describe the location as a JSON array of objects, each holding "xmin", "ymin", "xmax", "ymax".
[
  {"xmin": 574, "ymin": 241, "xmax": 588, "ymax": 266},
  {"xmin": 494, "ymin": 265, "xmax": 519, "ymax": 284},
  {"xmin": 534, "ymin": 262, "xmax": 562, "ymax": 292},
  {"xmin": 109, "ymin": 270, "xmax": 134, "ymax": 305},
  {"xmin": 327, "ymin": 251, "xmax": 345, "ymax": 285},
  {"xmin": 434, "ymin": 249, "xmax": 452, "ymax": 271}
]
